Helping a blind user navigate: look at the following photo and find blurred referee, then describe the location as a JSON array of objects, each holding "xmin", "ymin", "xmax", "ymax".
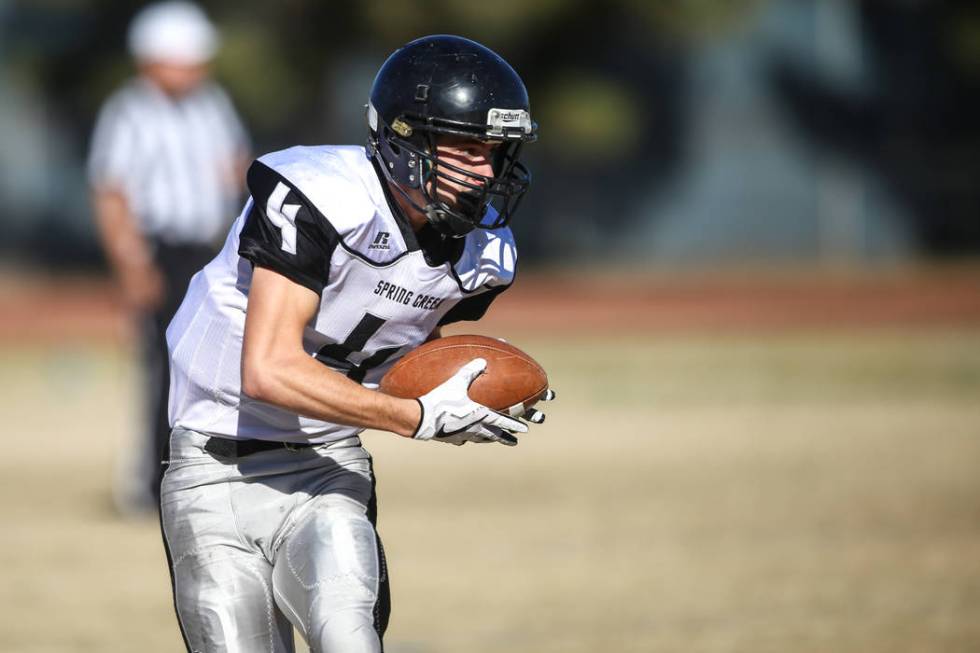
[{"xmin": 88, "ymin": 1, "xmax": 250, "ymax": 516}]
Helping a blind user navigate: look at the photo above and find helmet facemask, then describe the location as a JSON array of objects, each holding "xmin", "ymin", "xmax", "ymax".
[{"xmin": 369, "ymin": 104, "xmax": 534, "ymax": 238}]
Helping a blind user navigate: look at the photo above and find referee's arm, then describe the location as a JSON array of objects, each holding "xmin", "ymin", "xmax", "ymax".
[
  {"xmin": 91, "ymin": 185, "xmax": 164, "ymax": 312},
  {"xmin": 88, "ymin": 94, "xmax": 163, "ymax": 312}
]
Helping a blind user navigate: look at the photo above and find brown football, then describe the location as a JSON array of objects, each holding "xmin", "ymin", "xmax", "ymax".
[{"xmin": 379, "ymin": 334, "xmax": 549, "ymax": 415}]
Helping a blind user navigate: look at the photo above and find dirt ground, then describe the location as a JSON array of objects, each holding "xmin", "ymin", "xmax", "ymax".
[
  {"xmin": 2, "ymin": 264, "xmax": 979, "ymax": 342},
  {"xmin": 1, "ymin": 269, "xmax": 979, "ymax": 652}
]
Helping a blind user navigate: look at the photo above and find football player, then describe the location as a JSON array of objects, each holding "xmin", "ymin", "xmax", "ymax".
[{"xmin": 161, "ymin": 35, "xmax": 551, "ymax": 652}]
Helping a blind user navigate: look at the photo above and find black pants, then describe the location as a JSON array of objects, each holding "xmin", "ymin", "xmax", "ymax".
[{"xmin": 141, "ymin": 241, "xmax": 217, "ymax": 505}]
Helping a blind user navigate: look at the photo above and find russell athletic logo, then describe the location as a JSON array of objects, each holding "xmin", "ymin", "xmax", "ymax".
[{"xmin": 369, "ymin": 231, "xmax": 391, "ymax": 250}]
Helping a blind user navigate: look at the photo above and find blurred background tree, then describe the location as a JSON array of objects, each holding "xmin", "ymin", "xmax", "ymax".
[{"xmin": 0, "ymin": 0, "xmax": 977, "ymax": 269}]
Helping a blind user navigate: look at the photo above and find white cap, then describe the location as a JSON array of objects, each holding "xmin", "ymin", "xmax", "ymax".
[{"xmin": 128, "ymin": 1, "xmax": 219, "ymax": 65}]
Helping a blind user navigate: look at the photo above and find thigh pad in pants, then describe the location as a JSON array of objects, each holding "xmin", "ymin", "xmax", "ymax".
[{"xmin": 273, "ymin": 494, "xmax": 384, "ymax": 653}]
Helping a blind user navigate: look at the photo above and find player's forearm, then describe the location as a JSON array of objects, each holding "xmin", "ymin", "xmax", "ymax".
[{"xmin": 241, "ymin": 352, "xmax": 421, "ymax": 438}]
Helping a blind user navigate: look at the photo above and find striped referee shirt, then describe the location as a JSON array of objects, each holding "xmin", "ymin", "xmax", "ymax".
[{"xmin": 88, "ymin": 76, "xmax": 249, "ymax": 245}]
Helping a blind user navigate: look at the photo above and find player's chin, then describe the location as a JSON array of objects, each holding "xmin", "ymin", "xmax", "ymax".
[{"xmin": 439, "ymin": 189, "xmax": 486, "ymax": 217}]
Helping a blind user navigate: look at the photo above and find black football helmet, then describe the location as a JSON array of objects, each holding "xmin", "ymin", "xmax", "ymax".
[{"xmin": 367, "ymin": 35, "xmax": 538, "ymax": 237}]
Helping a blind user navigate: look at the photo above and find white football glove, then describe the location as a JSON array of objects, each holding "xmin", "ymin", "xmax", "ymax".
[
  {"xmin": 413, "ymin": 358, "xmax": 528, "ymax": 446},
  {"xmin": 516, "ymin": 389, "xmax": 557, "ymax": 424}
]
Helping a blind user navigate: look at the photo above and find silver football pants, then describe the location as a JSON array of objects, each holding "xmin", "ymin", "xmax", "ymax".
[{"xmin": 160, "ymin": 427, "xmax": 389, "ymax": 653}]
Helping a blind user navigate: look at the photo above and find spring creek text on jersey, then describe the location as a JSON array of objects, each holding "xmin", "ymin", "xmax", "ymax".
[{"xmin": 373, "ymin": 280, "xmax": 447, "ymax": 310}]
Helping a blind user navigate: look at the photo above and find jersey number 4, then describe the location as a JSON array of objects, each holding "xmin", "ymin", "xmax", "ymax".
[
  {"xmin": 314, "ymin": 313, "xmax": 403, "ymax": 383},
  {"xmin": 267, "ymin": 181, "xmax": 301, "ymax": 255}
]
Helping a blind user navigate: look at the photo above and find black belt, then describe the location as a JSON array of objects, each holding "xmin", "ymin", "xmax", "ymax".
[{"xmin": 204, "ymin": 436, "xmax": 315, "ymax": 458}]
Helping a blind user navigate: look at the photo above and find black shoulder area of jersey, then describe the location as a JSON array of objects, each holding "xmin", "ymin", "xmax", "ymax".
[
  {"xmin": 437, "ymin": 282, "xmax": 511, "ymax": 326},
  {"xmin": 239, "ymin": 160, "xmax": 341, "ymax": 295}
]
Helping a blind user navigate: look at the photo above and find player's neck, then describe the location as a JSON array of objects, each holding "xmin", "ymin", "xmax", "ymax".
[{"xmin": 388, "ymin": 182, "xmax": 430, "ymax": 233}]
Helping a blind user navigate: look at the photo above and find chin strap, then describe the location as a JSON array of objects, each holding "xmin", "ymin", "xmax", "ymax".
[
  {"xmin": 425, "ymin": 203, "xmax": 479, "ymax": 238},
  {"xmin": 385, "ymin": 173, "xmax": 473, "ymax": 238},
  {"xmin": 420, "ymin": 178, "xmax": 488, "ymax": 236}
]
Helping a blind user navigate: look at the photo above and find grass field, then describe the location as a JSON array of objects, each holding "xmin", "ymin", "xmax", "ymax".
[{"xmin": 2, "ymin": 329, "xmax": 979, "ymax": 652}]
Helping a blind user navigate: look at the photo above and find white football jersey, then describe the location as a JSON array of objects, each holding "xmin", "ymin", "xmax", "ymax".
[{"xmin": 167, "ymin": 145, "xmax": 516, "ymax": 443}]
